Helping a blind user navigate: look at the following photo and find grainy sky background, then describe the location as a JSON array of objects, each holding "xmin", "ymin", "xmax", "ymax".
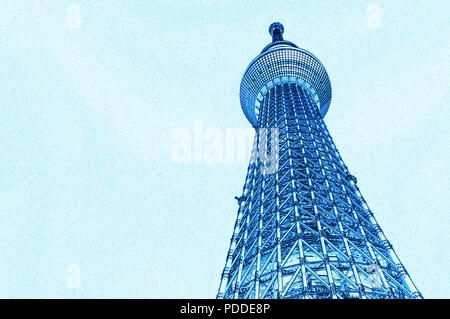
[{"xmin": 0, "ymin": 1, "xmax": 448, "ymax": 298}]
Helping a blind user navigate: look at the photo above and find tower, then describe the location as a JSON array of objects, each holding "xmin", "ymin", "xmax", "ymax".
[{"xmin": 217, "ymin": 23, "xmax": 422, "ymax": 299}]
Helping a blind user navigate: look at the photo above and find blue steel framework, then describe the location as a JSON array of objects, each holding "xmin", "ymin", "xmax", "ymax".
[{"xmin": 217, "ymin": 23, "xmax": 422, "ymax": 299}]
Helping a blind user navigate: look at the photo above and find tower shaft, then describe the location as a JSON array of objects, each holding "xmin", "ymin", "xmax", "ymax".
[
  {"xmin": 218, "ymin": 81, "xmax": 421, "ymax": 299},
  {"xmin": 217, "ymin": 23, "xmax": 421, "ymax": 299}
]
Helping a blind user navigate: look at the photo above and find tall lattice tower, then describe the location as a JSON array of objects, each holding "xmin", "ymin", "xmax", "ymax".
[{"xmin": 217, "ymin": 23, "xmax": 422, "ymax": 299}]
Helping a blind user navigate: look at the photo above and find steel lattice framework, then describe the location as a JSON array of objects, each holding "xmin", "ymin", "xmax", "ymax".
[{"xmin": 217, "ymin": 23, "xmax": 422, "ymax": 299}]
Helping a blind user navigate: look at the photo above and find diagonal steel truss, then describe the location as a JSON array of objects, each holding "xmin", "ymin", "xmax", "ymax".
[{"xmin": 217, "ymin": 82, "xmax": 422, "ymax": 299}]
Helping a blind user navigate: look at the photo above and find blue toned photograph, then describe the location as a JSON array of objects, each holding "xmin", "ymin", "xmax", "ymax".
[{"xmin": 0, "ymin": 0, "xmax": 448, "ymax": 304}]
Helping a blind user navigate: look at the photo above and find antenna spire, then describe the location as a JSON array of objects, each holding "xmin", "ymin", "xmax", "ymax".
[{"xmin": 269, "ymin": 22, "xmax": 284, "ymax": 42}]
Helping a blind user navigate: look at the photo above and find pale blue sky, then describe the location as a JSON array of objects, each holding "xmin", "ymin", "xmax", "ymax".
[{"xmin": 0, "ymin": 1, "xmax": 448, "ymax": 298}]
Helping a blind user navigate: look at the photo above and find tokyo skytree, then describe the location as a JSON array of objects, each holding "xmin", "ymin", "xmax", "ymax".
[{"xmin": 217, "ymin": 23, "xmax": 422, "ymax": 299}]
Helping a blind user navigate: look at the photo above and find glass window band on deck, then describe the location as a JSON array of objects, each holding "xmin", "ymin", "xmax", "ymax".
[
  {"xmin": 240, "ymin": 47, "xmax": 332, "ymax": 127},
  {"xmin": 254, "ymin": 76, "xmax": 321, "ymax": 120}
]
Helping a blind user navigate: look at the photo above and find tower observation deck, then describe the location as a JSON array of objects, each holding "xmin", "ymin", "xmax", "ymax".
[{"xmin": 217, "ymin": 23, "xmax": 422, "ymax": 299}]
